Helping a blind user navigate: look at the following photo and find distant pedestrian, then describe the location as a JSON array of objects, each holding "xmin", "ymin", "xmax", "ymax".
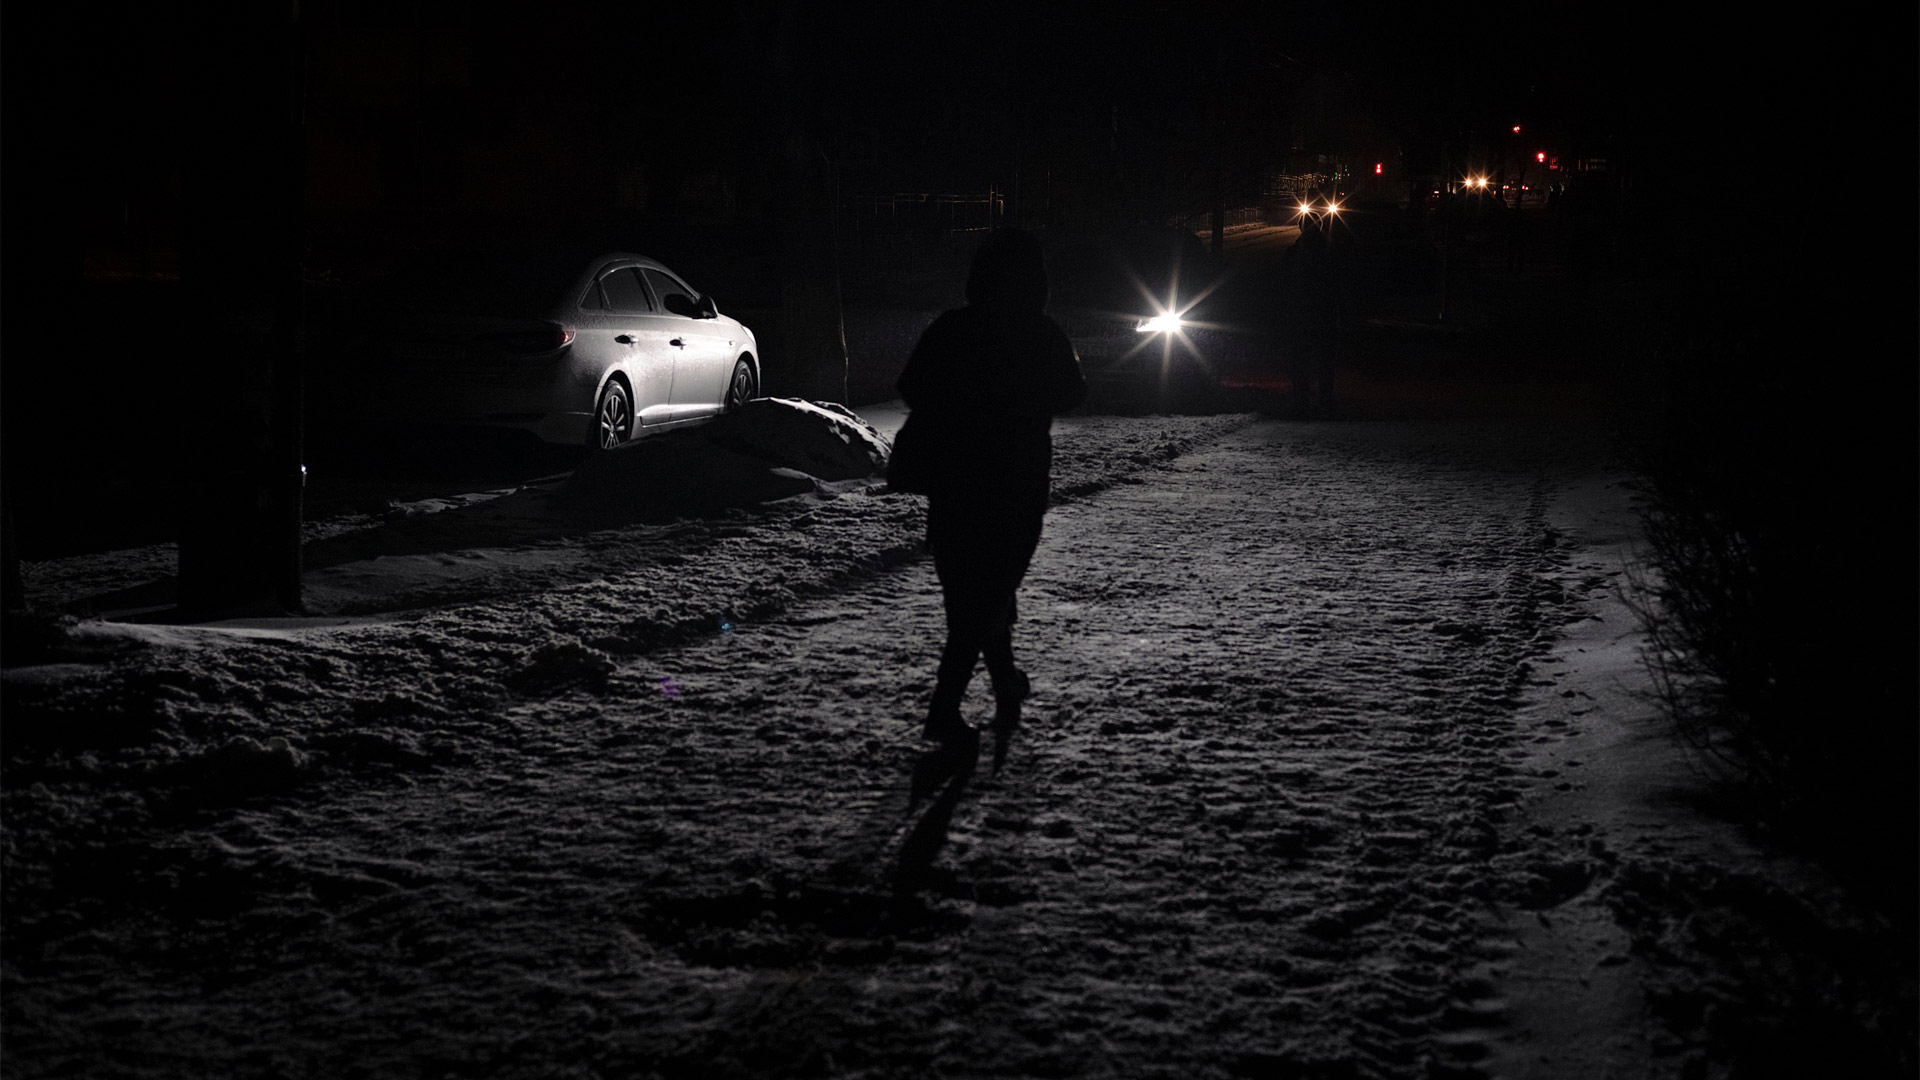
[
  {"xmin": 1558, "ymin": 175, "xmax": 1615, "ymax": 297},
  {"xmin": 1504, "ymin": 202, "xmax": 1531, "ymax": 274},
  {"xmin": 895, "ymin": 228, "xmax": 1087, "ymax": 743},
  {"xmin": 1277, "ymin": 217, "xmax": 1343, "ymax": 417}
]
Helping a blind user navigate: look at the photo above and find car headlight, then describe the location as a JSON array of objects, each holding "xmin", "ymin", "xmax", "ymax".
[{"xmin": 1136, "ymin": 312, "xmax": 1183, "ymax": 334}]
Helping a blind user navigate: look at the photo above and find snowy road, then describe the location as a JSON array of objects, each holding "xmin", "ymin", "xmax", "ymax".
[{"xmin": 6, "ymin": 415, "xmax": 1634, "ymax": 1079}]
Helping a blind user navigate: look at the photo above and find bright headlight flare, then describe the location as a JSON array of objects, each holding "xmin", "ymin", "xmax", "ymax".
[
  {"xmin": 1324, "ymin": 201, "xmax": 1341, "ymax": 215},
  {"xmin": 1136, "ymin": 312, "xmax": 1184, "ymax": 334}
]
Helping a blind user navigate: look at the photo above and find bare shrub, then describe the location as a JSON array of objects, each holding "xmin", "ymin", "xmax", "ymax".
[{"xmin": 1622, "ymin": 294, "xmax": 1915, "ymax": 910}]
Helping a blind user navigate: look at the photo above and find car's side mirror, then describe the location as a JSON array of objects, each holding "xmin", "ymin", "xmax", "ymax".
[{"xmin": 695, "ymin": 295, "xmax": 718, "ymax": 319}]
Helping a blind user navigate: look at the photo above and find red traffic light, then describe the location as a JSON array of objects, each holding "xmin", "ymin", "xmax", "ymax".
[
  {"xmin": 1536, "ymin": 151, "xmax": 1546, "ymax": 163},
  {"xmin": 1374, "ymin": 162, "xmax": 1383, "ymax": 175}
]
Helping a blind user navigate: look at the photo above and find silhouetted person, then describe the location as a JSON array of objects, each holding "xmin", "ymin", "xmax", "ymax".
[
  {"xmin": 1558, "ymin": 174, "xmax": 1614, "ymax": 297},
  {"xmin": 1503, "ymin": 200, "xmax": 1531, "ymax": 274},
  {"xmin": 1277, "ymin": 217, "xmax": 1342, "ymax": 418},
  {"xmin": 897, "ymin": 228, "xmax": 1086, "ymax": 743}
]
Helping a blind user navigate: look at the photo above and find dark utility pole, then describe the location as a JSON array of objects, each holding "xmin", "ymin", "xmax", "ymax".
[
  {"xmin": 176, "ymin": 1, "xmax": 305, "ymax": 616},
  {"xmin": 761, "ymin": 0, "xmax": 848, "ymax": 405}
]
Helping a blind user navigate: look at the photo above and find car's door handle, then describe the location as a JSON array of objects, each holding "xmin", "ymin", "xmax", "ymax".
[
  {"xmin": 615, "ymin": 334, "xmax": 637, "ymax": 344},
  {"xmin": 669, "ymin": 338, "xmax": 686, "ymax": 348}
]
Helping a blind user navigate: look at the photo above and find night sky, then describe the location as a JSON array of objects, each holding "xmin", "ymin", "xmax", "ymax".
[{"xmin": 11, "ymin": 2, "xmax": 1905, "ymax": 271}]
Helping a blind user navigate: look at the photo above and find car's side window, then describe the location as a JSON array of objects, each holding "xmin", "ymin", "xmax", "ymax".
[
  {"xmin": 643, "ymin": 268, "xmax": 696, "ymax": 315},
  {"xmin": 600, "ymin": 267, "xmax": 652, "ymax": 314},
  {"xmin": 579, "ymin": 277, "xmax": 607, "ymax": 311}
]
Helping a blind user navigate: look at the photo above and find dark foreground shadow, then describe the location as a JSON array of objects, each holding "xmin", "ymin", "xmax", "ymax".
[{"xmin": 895, "ymin": 730, "xmax": 980, "ymax": 901}]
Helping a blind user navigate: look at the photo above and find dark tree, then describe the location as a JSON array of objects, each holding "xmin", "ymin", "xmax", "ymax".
[
  {"xmin": 743, "ymin": 0, "xmax": 849, "ymax": 405},
  {"xmin": 175, "ymin": 1, "xmax": 305, "ymax": 615}
]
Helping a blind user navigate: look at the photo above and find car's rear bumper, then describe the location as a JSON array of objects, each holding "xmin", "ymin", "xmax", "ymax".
[
  {"xmin": 373, "ymin": 402, "xmax": 593, "ymax": 446},
  {"xmin": 337, "ymin": 348, "xmax": 606, "ymax": 440}
]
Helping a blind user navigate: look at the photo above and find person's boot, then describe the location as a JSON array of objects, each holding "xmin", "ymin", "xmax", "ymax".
[
  {"xmin": 921, "ymin": 705, "xmax": 973, "ymax": 744},
  {"xmin": 990, "ymin": 668, "xmax": 1031, "ymax": 735}
]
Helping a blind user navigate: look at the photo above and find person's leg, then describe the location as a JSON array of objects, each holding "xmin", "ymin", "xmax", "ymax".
[
  {"xmin": 931, "ymin": 607, "xmax": 983, "ymax": 716},
  {"xmin": 925, "ymin": 506, "xmax": 1042, "ymax": 741},
  {"xmin": 983, "ymin": 592, "xmax": 1028, "ymax": 727},
  {"xmin": 982, "ymin": 593, "xmax": 1017, "ymax": 686},
  {"xmin": 927, "ymin": 548, "xmax": 992, "ymax": 739},
  {"xmin": 1287, "ymin": 346, "xmax": 1313, "ymax": 418},
  {"xmin": 980, "ymin": 524, "xmax": 1040, "ymax": 730},
  {"xmin": 1315, "ymin": 344, "xmax": 1337, "ymax": 415}
]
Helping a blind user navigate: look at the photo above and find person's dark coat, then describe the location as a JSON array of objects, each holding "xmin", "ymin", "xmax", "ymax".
[
  {"xmin": 896, "ymin": 237, "xmax": 1086, "ymax": 527},
  {"xmin": 897, "ymin": 307, "xmax": 1085, "ymax": 520}
]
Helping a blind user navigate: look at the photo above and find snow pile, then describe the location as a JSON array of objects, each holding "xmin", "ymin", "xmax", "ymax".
[
  {"xmin": 560, "ymin": 432, "xmax": 819, "ymax": 517},
  {"xmin": 559, "ymin": 397, "xmax": 890, "ymax": 521},
  {"xmin": 706, "ymin": 397, "xmax": 892, "ymax": 482},
  {"xmin": 502, "ymin": 639, "xmax": 617, "ymax": 694},
  {"xmin": 184, "ymin": 735, "xmax": 310, "ymax": 798}
]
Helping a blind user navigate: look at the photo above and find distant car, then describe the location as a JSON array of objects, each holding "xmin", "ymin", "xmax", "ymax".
[
  {"xmin": 1043, "ymin": 227, "xmax": 1220, "ymax": 397},
  {"xmin": 324, "ymin": 250, "xmax": 760, "ymax": 448}
]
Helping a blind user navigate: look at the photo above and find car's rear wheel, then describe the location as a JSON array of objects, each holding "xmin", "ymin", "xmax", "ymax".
[
  {"xmin": 724, "ymin": 358, "xmax": 756, "ymax": 413},
  {"xmin": 594, "ymin": 379, "xmax": 633, "ymax": 449}
]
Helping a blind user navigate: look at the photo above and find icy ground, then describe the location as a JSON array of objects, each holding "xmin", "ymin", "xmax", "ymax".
[{"xmin": 4, "ymin": 410, "xmax": 1912, "ymax": 1079}]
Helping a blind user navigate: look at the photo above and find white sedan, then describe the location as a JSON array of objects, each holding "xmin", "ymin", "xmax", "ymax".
[{"xmin": 336, "ymin": 251, "xmax": 760, "ymax": 448}]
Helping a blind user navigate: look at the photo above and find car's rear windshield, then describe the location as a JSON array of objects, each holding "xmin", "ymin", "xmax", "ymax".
[{"xmin": 371, "ymin": 252, "xmax": 588, "ymax": 317}]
